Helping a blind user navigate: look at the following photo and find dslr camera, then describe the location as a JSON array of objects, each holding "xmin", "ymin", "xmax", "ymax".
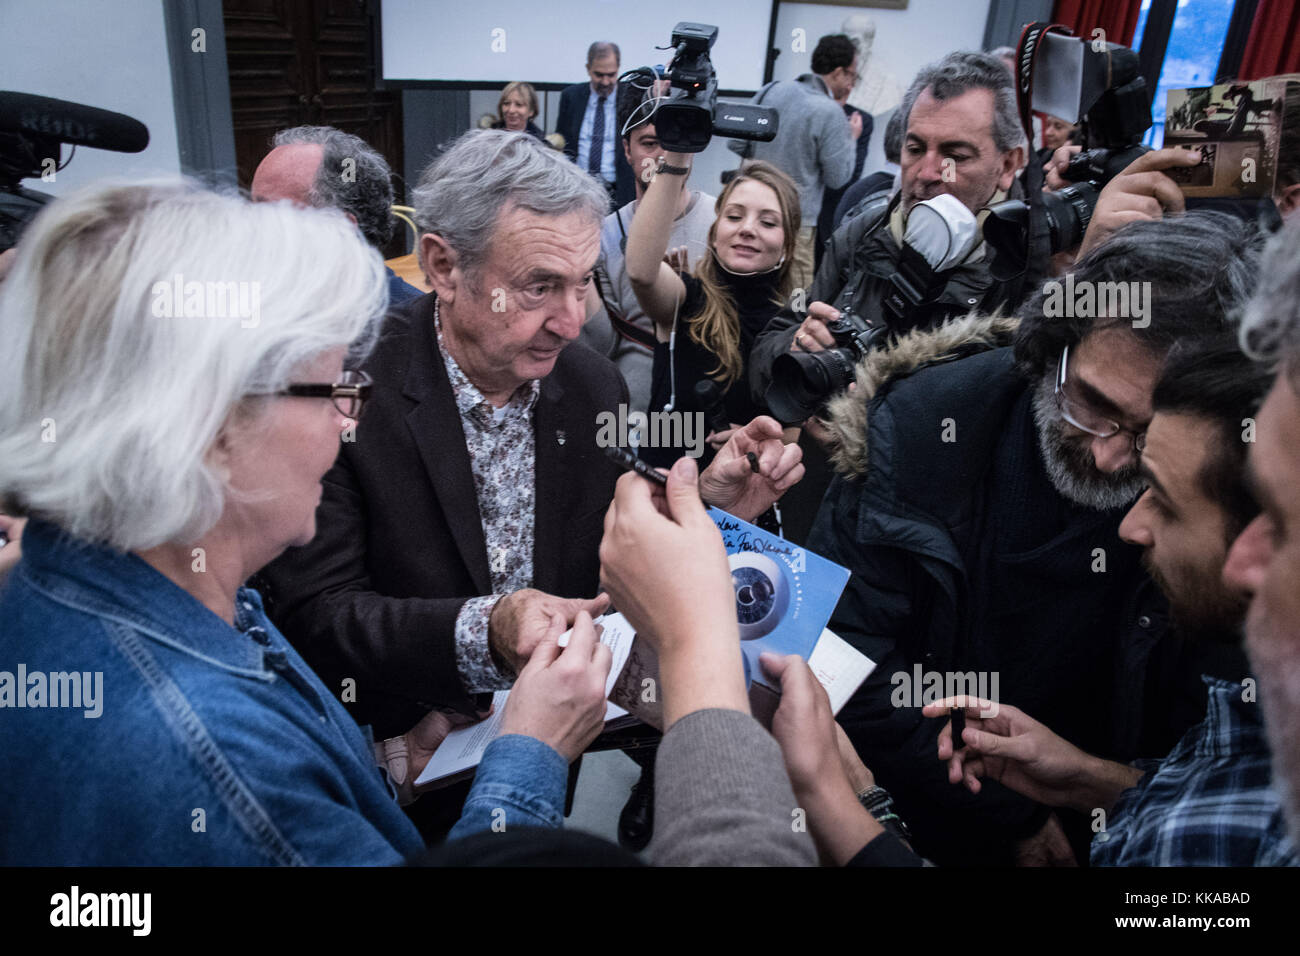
[
  {"xmin": 653, "ymin": 23, "xmax": 779, "ymax": 153},
  {"xmin": 983, "ymin": 26, "xmax": 1152, "ymax": 270},
  {"xmin": 765, "ymin": 289, "xmax": 890, "ymax": 425}
]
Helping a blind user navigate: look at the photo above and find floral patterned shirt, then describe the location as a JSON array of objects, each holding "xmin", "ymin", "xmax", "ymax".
[{"xmin": 436, "ymin": 304, "xmax": 540, "ymax": 693}]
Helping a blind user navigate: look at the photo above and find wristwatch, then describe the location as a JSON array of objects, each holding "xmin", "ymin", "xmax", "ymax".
[
  {"xmin": 655, "ymin": 156, "xmax": 691, "ymax": 176},
  {"xmin": 856, "ymin": 784, "xmax": 912, "ymax": 841}
]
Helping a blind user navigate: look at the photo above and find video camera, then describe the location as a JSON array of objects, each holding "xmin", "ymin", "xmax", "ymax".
[
  {"xmin": 983, "ymin": 24, "xmax": 1152, "ymax": 275},
  {"xmin": 652, "ymin": 22, "xmax": 779, "ymax": 153},
  {"xmin": 0, "ymin": 92, "xmax": 149, "ymax": 252}
]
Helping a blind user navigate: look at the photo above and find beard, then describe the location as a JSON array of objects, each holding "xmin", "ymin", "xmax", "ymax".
[
  {"xmin": 1249, "ymin": 609, "xmax": 1300, "ymax": 849},
  {"xmin": 1142, "ymin": 550, "xmax": 1247, "ymax": 645},
  {"xmin": 1031, "ymin": 370, "xmax": 1146, "ymax": 511}
]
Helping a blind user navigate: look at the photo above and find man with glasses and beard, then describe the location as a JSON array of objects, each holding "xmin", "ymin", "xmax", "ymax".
[
  {"xmin": 922, "ymin": 338, "xmax": 1297, "ymax": 865},
  {"xmin": 807, "ymin": 211, "xmax": 1259, "ymax": 866}
]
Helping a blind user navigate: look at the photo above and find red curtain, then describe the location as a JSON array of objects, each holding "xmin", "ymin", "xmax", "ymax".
[
  {"xmin": 1052, "ymin": 0, "xmax": 1144, "ymax": 46},
  {"xmin": 1239, "ymin": 0, "xmax": 1300, "ymax": 79}
]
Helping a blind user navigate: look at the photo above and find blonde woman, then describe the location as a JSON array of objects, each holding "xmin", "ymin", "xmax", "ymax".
[{"xmin": 626, "ymin": 153, "xmax": 799, "ymax": 466}]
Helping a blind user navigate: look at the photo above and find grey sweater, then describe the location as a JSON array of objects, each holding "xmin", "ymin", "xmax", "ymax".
[
  {"xmin": 650, "ymin": 708, "xmax": 817, "ymax": 866},
  {"xmin": 728, "ymin": 74, "xmax": 855, "ymax": 222}
]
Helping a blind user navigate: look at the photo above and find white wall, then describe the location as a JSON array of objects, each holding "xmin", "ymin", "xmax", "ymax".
[
  {"xmin": 0, "ymin": 0, "xmax": 180, "ymax": 194},
  {"xmin": 772, "ymin": 0, "xmax": 994, "ymax": 176},
  {"xmin": 425, "ymin": 0, "xmax": 996, "ymax": 196}
]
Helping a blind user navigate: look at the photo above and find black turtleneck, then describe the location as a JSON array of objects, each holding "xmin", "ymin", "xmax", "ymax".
[{"xmin": 643, "ymin": 266, "xmax": 783, "ymax": 468}]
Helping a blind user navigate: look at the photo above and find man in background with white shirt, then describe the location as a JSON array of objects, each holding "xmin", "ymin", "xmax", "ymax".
[{"xmin": 558, "ymin": 41, "xmax": 635, "ymax": 210}]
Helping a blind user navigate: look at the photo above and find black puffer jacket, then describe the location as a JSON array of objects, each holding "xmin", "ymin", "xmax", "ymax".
[{"xmin": 806, "ymin": 314, "xmax": 1228, "ymax": 866}]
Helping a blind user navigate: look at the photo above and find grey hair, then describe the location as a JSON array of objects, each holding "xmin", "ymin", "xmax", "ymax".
[
  {"xmin": 899, "ymin": 50, "xmax": 1026, "ymax": 154},
  {"xmin": 1240, "ymin": 219, "xmax": 1300, "ymax": 389},
  {"xmin": 0, "ymin": 178, "xmax": 386, "ymax": 551},
  {"xmin": 410, "ymin": 129, "xmax": 609, "ymax": 281},
  {"xmin": 1017, "ymin": 211, "xmax": 1261, "ymax": 380},
  {"xmin": 272, "ymin": 125, "xmax": 396, "ymax": 249},
  {"xmin": 883, "ymin": 108, "xmax": 904, "ymax": 165},
  {"xmin": 587, "ymin": 41, "xmax": 619, "ymax": 66}
]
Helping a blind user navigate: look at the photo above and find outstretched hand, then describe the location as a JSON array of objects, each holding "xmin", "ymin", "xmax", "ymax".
[
  {"xmin": 698, "ymin": 415, "xmax": 804, "ymax": 522},
  {"xmin": 922, "ymin": 696, "xmax": 1093, "ymax": 809}
]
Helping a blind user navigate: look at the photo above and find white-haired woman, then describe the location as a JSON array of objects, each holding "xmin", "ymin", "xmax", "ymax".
[{"xmin": 0, "ymin": 180, "xmax": 611, "ymax": 864}]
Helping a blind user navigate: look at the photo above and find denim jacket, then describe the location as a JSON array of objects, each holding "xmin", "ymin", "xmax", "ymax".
[{"xmin": 0, "ymin": 521, "xmax": 567, "ymax": 864}]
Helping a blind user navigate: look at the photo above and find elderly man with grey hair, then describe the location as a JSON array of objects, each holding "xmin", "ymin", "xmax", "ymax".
[
  {"xmin": 259, "ymin": 129, "xmax": 805, "ymax": 839},
  {"xmin": 1225, "ymin": 219, "xmax": 1300, "ymax": 852},
  {"xmin": 252, "ymin": 125, "xmax": 422, "ymax": 306}
]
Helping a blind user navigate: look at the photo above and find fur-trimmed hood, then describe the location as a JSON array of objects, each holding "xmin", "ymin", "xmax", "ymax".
[{"xmin": 822, "ymin": 313, "xmax": 1021, "ymax": 478}]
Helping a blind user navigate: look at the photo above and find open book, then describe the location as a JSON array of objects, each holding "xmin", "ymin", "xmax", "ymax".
[{"xmin": 414, "ymin": 612, "xmax": 640, "ymax": 786}]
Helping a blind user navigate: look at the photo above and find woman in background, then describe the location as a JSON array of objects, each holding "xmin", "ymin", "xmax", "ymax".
[{"xmin": 493, "ymin": 81, "xmax": 545, "ymax": 141}]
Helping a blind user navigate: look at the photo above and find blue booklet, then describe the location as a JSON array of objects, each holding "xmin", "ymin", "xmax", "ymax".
[{"xmin": 708, "ymin": 507, "xmax": 851, "ymax": 689}]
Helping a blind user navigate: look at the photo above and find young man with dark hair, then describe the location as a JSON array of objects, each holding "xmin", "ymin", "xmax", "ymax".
[
  {"xmin": 579, "ymin": 78, "xmax": 716, "ymax": 417},
  {"xmin": 728, "ymin": 33, "xmax": 860, "ymax": 288},
  {"xmin": 924, "ymin": 338, "xmax": 1297, "ymax": 865}
]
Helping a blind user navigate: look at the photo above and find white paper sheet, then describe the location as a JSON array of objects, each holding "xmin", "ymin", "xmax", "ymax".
[{"xmin": 414, "ymin": 613, "xmax": 637, "ymax": 786}]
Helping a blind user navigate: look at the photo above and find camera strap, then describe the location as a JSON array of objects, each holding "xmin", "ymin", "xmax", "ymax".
[{"xmin": 1012, "ymin": 22, "xmax": 1072, "ymax": 296}]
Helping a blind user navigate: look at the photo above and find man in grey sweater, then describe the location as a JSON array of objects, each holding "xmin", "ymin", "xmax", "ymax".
[{"xmin": 729, "ymin": 33, "xmax": 861, "ymax": 289}]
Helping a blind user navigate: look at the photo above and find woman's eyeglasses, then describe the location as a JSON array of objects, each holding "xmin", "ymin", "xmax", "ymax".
[{"xmin": 276, "ymin": 369, "xmax": 372, "ymax": 419}]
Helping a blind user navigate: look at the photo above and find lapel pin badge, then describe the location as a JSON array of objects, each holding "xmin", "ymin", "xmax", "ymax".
[{"xmin": 556, "ymin": 430, "xmax": 566, "ymax": 446}]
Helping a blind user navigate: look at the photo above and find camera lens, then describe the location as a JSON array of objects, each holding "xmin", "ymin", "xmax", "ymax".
[
  {"xmin": 766, "ymin": 347, "xmax": 858, "ymax": 425},
  {"xmin": 1042, "ymin": 182, "xmax": 1099, "ymax": 254}
]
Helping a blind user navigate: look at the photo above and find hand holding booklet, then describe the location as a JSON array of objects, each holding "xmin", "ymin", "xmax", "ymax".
[{"xmin": 415, "ymin": 508, "xmax": 873, "ymax": 786}]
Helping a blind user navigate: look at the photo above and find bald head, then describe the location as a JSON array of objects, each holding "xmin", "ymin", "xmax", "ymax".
[{"xmin": 251, "ymin": 143, "xmax": 324, "ymax": 205}]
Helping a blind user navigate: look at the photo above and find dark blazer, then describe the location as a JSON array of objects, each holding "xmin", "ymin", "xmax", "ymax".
[
  {"xmin": 258, "ymin": 292, "xmax": 628, "ymax": 738},
  {"xmin": 556, "ymin": 81, "xmax": 635, "ymax": 206}
]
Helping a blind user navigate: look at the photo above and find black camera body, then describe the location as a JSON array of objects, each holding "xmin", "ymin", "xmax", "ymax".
[
  {"xmin": 984, "ymin": 30, "xmax": 1152, "ymax": 272},
  {"xmin": 766, "ymin": 292, "xmax": 890, "ymax": 425},
  {"xmin": 653, "ymin": 23, "xmax": 779, "ymax": 153}
]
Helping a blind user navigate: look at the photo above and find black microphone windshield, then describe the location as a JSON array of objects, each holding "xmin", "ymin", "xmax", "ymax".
[{"xmin": 0, "ymin": 92, "xmax": 149, "ymax": 153}]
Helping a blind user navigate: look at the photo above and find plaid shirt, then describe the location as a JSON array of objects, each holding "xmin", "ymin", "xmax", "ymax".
[{"xmin": 1091, "ymin": 676, "xmax": 1299, "ymax": 866}]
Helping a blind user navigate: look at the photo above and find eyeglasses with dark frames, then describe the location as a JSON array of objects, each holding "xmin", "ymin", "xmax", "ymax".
[
  {"xmin": 1055, "ymin": 344, "xmax": 1146, "ymax": 453},
  {"xmin": 276, "ymin": 369, "xmax": 372, "ymax": 420}
]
